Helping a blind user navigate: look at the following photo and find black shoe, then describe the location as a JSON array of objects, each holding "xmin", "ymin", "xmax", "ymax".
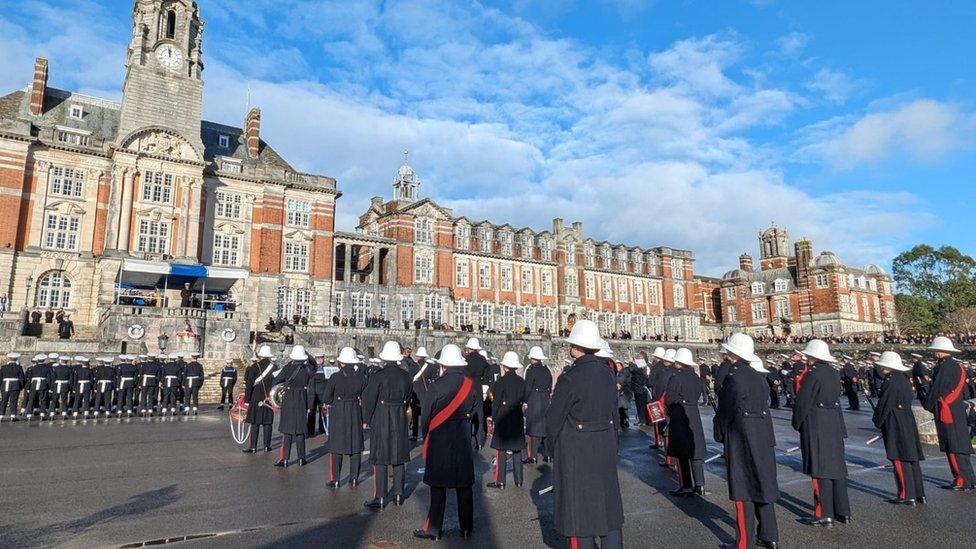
[
  {"xmin": 413, "ymin": 529, "xmax": 441, "ymax": 541},
  {"xmin": 693, "ymin": 486, "xmax": 709, "ymax": 497},
  {"xmin": 217, "ymin": 405, "xmax": 224, "ymax": 410},
  {"xmin": 393, "ymin": 495, "xmax": 404, "ymax": 506},
  {"xmin": 299, "ymin": 458, "xmax": 308, "ymax": 466},
  {"xmin": 542, "ymin": 456, "xmax": 552, "ymax": 463},
  {"xmin": 940, "ymin": 483, "xmax": 964, "ymax": 490},
  {"xmin": 757, "ymin": 540, "xmax": 779, "ymax": 549},
  {"xmin": 242, "ymin": 448, "xmax": 256, "ymax": 454},
  {"xmin": 327, "ymin": 481, "xmax": 340, "ymax": 489},
  {"xmin": 514, "ymin": 482, "xmax": 523, "ymax": 487},
  {"xmin": 836, "ymin": 515, "xmax": 852, "ymax": 524},
  {"xmin": 351, "ymin": 479, "xmax": 361, "ymax": 487},
  {"xmin": 800, "ymin": 517, "xmax": 833, "ymax": 527},
  {"xmin": 460, "ymin": 530, "xmax": 472, "ymax": 539},
  {"xmin": 669, "ymin": 487, "xmax": 694, "ymax": 497},
  {"xmin": 648, "ymin": 443, "xmax": 659, "ymax": 450},
  {"xmin": 274, "ymin": 460, "xmax": 287, "ymax": 467},
  {"xmin": 264, "ymin": 446, "xmax": 273, "ymax": 452},
  {"xmin": 916, "ymin": 496, "xmax": 927, "ymax": 504},
  {"xmin": 658, "ymin": 460, "xmax": 670, "ymax": 467},
  {"xmin": 888, "ymin": 498, "xmax": 916, "ymax": 506},
  {"xmin": 364, "ymin": 498, "xmax": 385, "ymax": 510},
  {"xmin": 522, "ymin": 457, "xmax": 537, "ymax": 464},
  {"xmin": 486, "ymin": 482, "xmax": 505, "ymax": 489}
]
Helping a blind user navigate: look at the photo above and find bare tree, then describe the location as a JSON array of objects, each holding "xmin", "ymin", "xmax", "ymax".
[{"xmin": 945, "ymin": 308, "xmax": 976, "ymax": 334}]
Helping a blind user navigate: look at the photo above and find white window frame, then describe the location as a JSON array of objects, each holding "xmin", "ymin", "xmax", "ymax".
[
  {"xmin": 286, "ymin": 199, "xmax": 311, "ymax": 228},
  {"xmin": 521, "ymin": 267, "xmax": 533, "ymax": 293},
  {"xmin": 751, "ymin": 300, "xmax": 767, "ymax": 322},
  {"xmin": 36, "ymin": 271, "xmax": 72, "ymax": 309},
  {"xmin": 673, "ymin": 284, "xmax": 685, "ymax": 308},
  {"xmin": 479, "ymin": 228, "xmax": 493, "ymax": 253},
  {"xmin": 284, "ymin": 240, "xmax": 309, "ymax": 272},
  {"xmin": 454, "ymin": 225, "xmax": 470, "ymax": 249},
  {"xmin": 43, "ymin": 213, "xmax": 80, "ymax": 251},
  {"xmin": 565, "ymin": 270, "xmax": 578, "ymax": 297},
  {"xmin": 774, "ymin": 278, "xmax": 788, "ymax": 292},
  {"xmin": 414, "ymin": 251, "xmax": 434, "ymax": 284},
  {"xmin": 672, "ymin": 258, "xmax": 684, "ymax": 280},
  {"xmin": 725, "ymin": 286, "xmax": 736, "ymax": 299},
  {"xmin": 539, "ymin": 239, "xmax": 552, "ymax": 261},
  {"xmin": 727, "ymin": 305, "xmax": 737, "ymax": 322},
  {"xmin": 415, "ymin": 217, "xmax": 434, "ymax": 245},
  {"xmin": 816, "ymin": 273, "xmax": 829, "ymax": 288},
  {"xmin": 751, "ymin": 282, "xmax": 764, "ymax": 295},
  {"xmin": 212, "ymin": 233, "xmax": 241, "ymax": 266},
  {"xmin": 541, "ymin": 270, "xmax": 553, "ymax": 295},
  {"xmin": 501, "ymin": 265, "xmax": 513, "ymax": 291},
  {"xmin": 585, "ymin": 274, "xmax": 596, "ymax": 299},
  {"xmin": 68, "ymin": 104, "xmax": 84, "ymax": 119},
  {"xmin": 455, "ymin": 300, "xmax": 471, "ymax": 327},
  {"xmin": 455, "ymin": 260, "xmax": 469, "ymax": 287},
  {"xmin": 775, "ymin": 298, "xmax": 790, "ymax": 320},
  {"xmin": 400, "ymin": 295, "xmax": 415, "ymax": 324},
  {"xmin": 141, "ymin": 171, "xmax": 173, "ymax": 204},
  {"xmin": 618, "ymin": 279, "xmax": 629, "ymax": 302},
  {"xmin": 136, "ymin": 218, "xmax": 170, "ymax": 254},
  {"xmin": 50, "ymin": 166, "xmax": 85, "ymax": 198},
  {"xmin": 633, "ymin": 281, "xmax": 644, "ymax": 304},
  {"xmin": 479, "ymin": 262, "xmax": 492, "ymax": 289},
  {"xmin": 218, "ymin": 134, "xmax": 230, "ymax": 148},
  {"xmin": 214, "ymin": 191, "xmax": 243, "ymax": 219}
]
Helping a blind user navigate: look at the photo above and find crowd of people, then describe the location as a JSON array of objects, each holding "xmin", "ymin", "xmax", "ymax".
[
  {"xmin": 0, "ymin": 352, "xmax": 237, "ymax": 420},
  {"xmin": 885, "ymin": 332, "xmax": 976, "ymax": 346},
  {"xmin": 25, "ymin": 307, "xmax": 75, "ymax": 339}
]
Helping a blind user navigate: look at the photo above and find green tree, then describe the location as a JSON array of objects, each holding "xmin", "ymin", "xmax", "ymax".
[{"xmin": 892, "ymin": 245, "xmax": 976, "ymax": 332}]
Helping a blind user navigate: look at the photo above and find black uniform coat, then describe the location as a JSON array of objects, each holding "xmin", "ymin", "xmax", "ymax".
[
  {"xmin": 664, "ymin": 367, "xmax": 706, "ymax": 459},
  {"xmin": 523, "ymin": 362, "xmax": 553, "ymax": 437},
  {"xmin": 421, "ymin": 369, "xmax": 483, "ymax": 488},
  {"xmin": 792, "ymin": 361, "xmax": 848, "ymax": 479},
  {"xmin": 714, "ymin": 359, "xmax": 733, "ymax": 395},
  {"xmin": 464, "ymin": 351, "xmax": 490, "ymax": 385},
  {"xmin": 52, "ymin": 363, "xmax": 73, "ymax": 394},
  {"xmin": 362, "ymin": 362, "xmax": 412, "ymax": 465},
  {"xmin": 220, "ymin": 365, "xmax": 238, "ymax": 388},
  {"xmin": 1, "ymin": 361, "xmax": 25, "ymax": 391},
  {"xmin": 545, "ymin": 354, "xmax": 624, "ymax": 537},
  {"xmin": 322, "ymin": 366, "xmax": 367, "ymax": 454},
  {"xmin": 923, "ymin": 357, "xmax": 973, "ymax": 454},
  {"xmin": 139, "ymin": 361, "xmax": 161, "ymax": 387},
  {"xmin": 274, "ymin": 360, "xmax": 311, "ymax": 436},
  {"xmin": 714, "ymin": 360, "xmax": 779, "ymax": 503},
  {"xmin": 183, "ymin": 361, "xmax": 204, "ymax": 389},
  {"xmin": 616, "ymin": 365, "xmax": 633, "ymax": 409},
  {"xmin": 244, "ymin": 359, "xmax": 275, "ymax": 425},
  {"xmin": 490, "ymin": 369, "xmax": 527, "ymax": 451},
  {"xmin": 26, "ymin": 363, "xmax": 52, "ymax": 392},
  {"xmin": 117, "ymin": 363, "xmax": 139, "ymax": 389},
  {"xmin": 872, "ymin": 372, "xmax": 925, "ymax": 462}
]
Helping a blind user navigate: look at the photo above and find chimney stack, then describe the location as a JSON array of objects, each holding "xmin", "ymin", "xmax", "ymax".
[
  {"xmin": 29, "ymin": 57, "xmax": 48, "ymax": 116},
  {"xmin": 245, "ymin": 107, "xmax": 261, "ymax": 159},
  {"xmin": 738, "ymin": 253, "xmax": 754, "ymax": 272}
]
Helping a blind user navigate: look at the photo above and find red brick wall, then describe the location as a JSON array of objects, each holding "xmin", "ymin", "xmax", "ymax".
[{"xmin": 0, "ymin": 149, "xmax": 27, "ymax": 249}]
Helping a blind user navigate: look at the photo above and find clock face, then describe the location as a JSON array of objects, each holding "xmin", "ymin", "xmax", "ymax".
[{"xmin": 156, "ymin": 45, "xmax": 184, "ymax": 70}]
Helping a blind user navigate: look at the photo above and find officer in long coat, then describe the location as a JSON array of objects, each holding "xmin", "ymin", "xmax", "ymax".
[
  {"xmin": 72, "ymin": 357, "xmax": 94, "ymax": 417},
  {"xmin": 910, "ymin": 353, "xmax": 930, "ymax": 401},
  {"xmin": 841, "ymin": 358, "xmax": 860, "ymax": 411},
  {"xmin": 243, "ymin": 345, "xmax": 277, "ymax": 453},
  {"xmin": 631, "ymin": 355, "xmax": 651, "ymax": 424},
  {"xmin": 546, "ymin": 321, "xmax": 624, "ymax": 549},
  {"xmin": 139, "ymin": 355, "xmax": 162, "ymax": 415},
  {"xmin": 665, "ymin": 348, "xmax": 707, "ymax": 497},
  {"xmin": 182, "ymin": 353, "xmax": 205, "ymax": 415},
  {"xmin": 922, "ymin": 336, "xmax": 975, "ymax": 490},
  {"xmin": 646, "ymin": 347, "xmax": 667, "ymax": 449},
  {"xmin": 871, "ymin": 351, "xmax": 926, "ymax": 505},
  {"xmin": 308, "ymin": 352, "xmax": 329, "ymax": 435},
  {"xmin": 414, "ymin": 344, "xmax": 483, "ymax": 541},
  {"xmin": 218, "ymin": 361, "xmax": 238, "ymax": 410},
  {"xmin": 523, "ymin": 346, "xmax": 552, "ymax": 463},
  {"xmin": 792, "ymin": 339, "xmax": 850, "ymax": 526},
  {"xmin": 0, "ymin": 352, "xmax": 25, "ymax": 421},
  {"xmin": 324, "ymin": 347, "xmax": 368, "ymax": 488},
  {"xmin": 273, "ymin": 345, "xmax": 312, "ymax": 467},
  {"xmin": 714, "ymin": 333, "xmax": 779, "ymax": 549},
  {"xmin": 488, "ymin": 351, "xmax": 527, "ymax": 489},
  {"xmin": 362, "ymin": 341, "xmax": 412, "ymax": 509},
  {"xmin": 654, "ymin": 349, "xmax": 679, "ymax": 466}
]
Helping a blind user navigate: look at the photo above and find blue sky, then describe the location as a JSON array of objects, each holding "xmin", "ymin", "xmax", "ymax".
[{"xmin": 1, "ymin": 0, "xmax": 973, "ymax": 276}]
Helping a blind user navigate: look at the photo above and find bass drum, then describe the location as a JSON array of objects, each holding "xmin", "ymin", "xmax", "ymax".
[{"xmin": 229, "ymin": 394, "xmax": 251, "ymax": 445}]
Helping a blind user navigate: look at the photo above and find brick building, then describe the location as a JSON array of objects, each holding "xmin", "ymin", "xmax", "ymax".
[{"xmin": 717, "ymin": 224, "xmax": 896, "ymax": 338}]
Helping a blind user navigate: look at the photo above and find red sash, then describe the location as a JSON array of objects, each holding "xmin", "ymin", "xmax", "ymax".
[
  {"xmin": 794, "ymin": 365, "xmax": 809, "ymax": 393},
  {"xmin": 422, "ymin": 376, "xmax": 474, "ymax": 459},
  {"xmin": 938, "ymin": 367, "xmax": 967, "ymax": 424}
]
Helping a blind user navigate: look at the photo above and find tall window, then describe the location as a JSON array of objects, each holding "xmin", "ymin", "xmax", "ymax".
[
  {"xmin": 36, "ymin": 271, "xmax": 72, "ymax": 309},
  {"xmin": 400, "ymin": 295, "xmax": 415, "ymax": 325},
  {"xmin": 136, "ymin": 219, "xmax": 170, "ymax": 253},
  {"xmin": 725, "ymin": 286, "xmax": 736, "ymax": 299},
  {"xmin": 50, "ymin": 166, "xmax": 85, "ymax": 197},
  {"xmin": 165, "ymin": 10, "xmax": 176, "ymax": 38},
  {"xmin": 499, "ymin": 303, "xmax": 516, "ymax": 332},
  {"xmin": 585, "ymin": 245, "xmax": 595, "ymax": 267},
  {"xmin": 350, "ymin": 293, "xmax": 373, "ymax": 322},
  {"xmin": 424, "ymin": 294, "xmax": 444, "ymax": 325},
  {"xmin": 671, "ymin": 258, "xmax": 685, "ymax": 279},
  {"xmin": 479, "ymin": 228, "xmax": 493, "ymax": 253},
  {"xmin": 141, "ymin": 171, "xmax": 173, "ymax": 203},
  {"xmin": 820, "ymin": 324, "xmax": 835, "ymax": 336},
  {"xmin": 479, "ymin": 263, "xmax": 492, "ymax": 288},
  {"xmin": 565, "ymin": 270, "xmax": 578, "ymax": 297},
  {"xmin": 540, "ymin": 308, "xmax": 555, "ymax": 333},
  {"xmin": 499, "ymin": 232, "xmax": 513, "ymax": 255},
  {"xmin": 44, "ymin": 214, "xmax": 79, "ymax": 251},
  {"xmin": 455, "ymin": 300, "xmax": 471, "ymax": 327},
  {"xmin": 414, "ymin": 252, "xmax": 434, "ymax": 284},
  {"xmin": 286, "ymin": 199, "xmax": 310, "ymax": 227},
  {"xmin": 539, "ymin": 239, "xmax": 552, "ymax": 261},
  {"xmin": 647, "ymin": 255, "xmax": 660, "ymax": 276},
  {"xmin": 454, "ymin": 225, "xmax": 470, "ymax": 249},
  {"xmin": 673, "ymin": 284, "xmax": 685, "ymax": 308},
  {"xmin": 520, "ymin": 235, "xmax": 533, "ymax": 258},
  {"xmin": 541, "ymin": 270, "xmax": 553, "ymax": 295},
  {"xmin": 277, "ymin": 287, "xmax": 311, "ymax": 319},
  {"xmin": 726, "ymin": 306, "xmax": 737, "ymax": 322},
  {"xmin": 775, "ymin": 298, "xmax": 791, "ymax": 319},
  {"xmin": 618, "ymin": 280, "xmax": 629, "ymax": 302},
  {"xmin": 602, "ymin": 278, "xmax": 612, "ymax": 300},
  {"xmin": 521, "ymin": 267, "xmax": 533, "ymax": 293},
  {"xmin": 455, "ymin": 261, "xmax": 469, "ymax": 287},
  {"xmin": 633, "ymin": 282, "xmax": 644, "ymax": 304},
  {"xmin": 565, "ymin": 242, "xmax": 575, "ymax": 265},
  {"xmin": 751, "ymin": 301, "xmax": 767, "ymax": 322},
  {"xmin": 212, "ymin": 234, "xmax": 240, "ymax": 266},
  {"xmin": 616, "ymin": 249, "xmax": 628, "ymax": 270},
  {"xmin": 214, "ymin": 191, "xmax": 243, "ymax": 219},
  {"xmin": 600, "ymin": 247, "xmax": 612, "ymax": 267},
  {"xmin": 521, "ymin": 306, "xmax": 536, "ymax": 332},
  {"xmin": 815, "ymin": 273, "xmax": 829, "ymax": 288},
  {"xmin": 415, "ymin": 217, "xmax": 434, "ymax": 245},
  {"xmin": 500, "ymin": 265, "xmax": 513, "ymax": 291},
  {"xmin": 478, "ymin": 302, "xmax": 494, "ymax": 330},
  {"xmin": 333, "ymin": 292, "xmax": 344, "ymax": 318},
  {"xmin": 379, "ymin": 295, "xmax": 389, "ymax": 319},
  {"xmin": 284, "ymin": 241, "xmax": 309, "ymax": 272},
  {"xmin": 585, "ymin": 275, "xmax": 595, "ymax": 299}
]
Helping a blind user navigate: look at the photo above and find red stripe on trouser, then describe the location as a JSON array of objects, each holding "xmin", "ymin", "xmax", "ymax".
[
  {"xmin": 812, "ymin": 478, "xmax": 822, "ymax": 518},
  {"xmin": 675, "ymin": 460, "xmax": 683, "ymax": 486},
  {"xmin": 893, "ymin": 460, "xmax": 905, "ymax": 499},
  {"xmin": 373, "ymin": 466, "xmax": 378, "ymax": 498},
  {"xmin": 527, "ymin": 436, "xmax": 533, "ymax": 458},
  {"xmin": 278, "ymin": 444, "xmax": 285, "ymax": 461},
  {"xmin": 329, "ymin": 454, "xmax": 334, "ymax": 481},
  {"xmin": 948, "ymin": 454, "xmax": 963, "ymax": 487},
  {"xmin": 422, "ymin": 516, "xmax": 430, "ymax": 532},
  {"xmin": 495, "ymin": 451, "xmax": 502, "ymax": 483},
  {"xmin": 735, "ymin": 501, "xmax": 747, "ymax": 549},
  {"xmin": 569, "ymin": 536, "xmax": 579, "ymax": 549}
]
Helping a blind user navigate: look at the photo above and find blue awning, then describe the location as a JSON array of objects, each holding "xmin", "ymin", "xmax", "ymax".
[
  {"xmin": 119, "ymin": 259, "xmax": 248, "ymax": 291},
  {"xmin": 170, "ymin": 263, "xmax": 207, "ymax": 278}
]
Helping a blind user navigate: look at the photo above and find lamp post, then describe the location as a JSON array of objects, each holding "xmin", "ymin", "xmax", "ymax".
[
  {"xmin": 24, "ymin": 275, "xmax": 33, "ymax": 309},
  {"xmin": 158, "ymin": 332, "xmax": 169, "ymax": 353}
]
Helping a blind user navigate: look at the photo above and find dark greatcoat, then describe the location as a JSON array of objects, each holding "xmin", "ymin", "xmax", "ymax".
[
  {"xmin": 792, "ymin": 361, "xmax": 848, "ymax": 479},
  {"xmin": 714, "ymin": 360, "xmax": 779, "ymax": 503},
  {"xmin": 872, "ymin": 372, "xmax": 925, "ymax": 462},
  {"xmin": 713, "ymin": 359, "xmax": 733, "ymax": 395},
  {"xmin": 422, "ymin": 369, "xmax": 483, "ymax": 488},
  {"xmin": 274, "ymin": 360, "xmax": 311, "ymax": 436},
  {"xmin": 1, "ymin": 361, "xmax": 25, "ymax": 391},
  {"xmin": 523, "ymin": 362, "xmax": 552, "ymax": 437},
  {"xmin": 923, "ymin": 357, "xmax": 973, "ymax": 454},
  {"xmin": 323, "ymin": 365, "xmax": 367, "ymax": 454},
  {"xmin": 664, "ymin": 367, "xmax": 706, "ymax": 460},
  {"xmin": 362, "ymin": 362, "xmax": 412, "ymax": 465},
  {"xmin": 616, "ymin": 366, "xmax": 633, "ymax": 409},
  {"xmin": 546, "ymin": 354, "xmax": 624, "ymax": 538},
  {"xmin": 490, "ymin": 369, "xmax": 526, "ymax": 451},
  {"xmin": 244, "ymin": 359, "xmax": 275, "ymax": 425}
]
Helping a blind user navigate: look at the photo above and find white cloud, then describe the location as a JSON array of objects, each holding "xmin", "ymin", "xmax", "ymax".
[
  {"xmin": 776, "ymin": 32, "xmax": 807, "ymax": 57},
  {"xmin": 806, "ymin": 68, "xmax": 857, "ymax": 103},
  {"xmin": 647, "ymin": 34, "xmax": 743, "ymax": 97}
]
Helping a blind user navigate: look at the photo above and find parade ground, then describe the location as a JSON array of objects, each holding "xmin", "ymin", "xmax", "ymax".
[{"xmin": 0, "ymin": 406, "xmax": 972, "ymax": 549}]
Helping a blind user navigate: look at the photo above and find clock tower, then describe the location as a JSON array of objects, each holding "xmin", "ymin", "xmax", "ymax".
[{"xmin": 116, "ymin": 0, "xmax": 205, "ymax": 155}]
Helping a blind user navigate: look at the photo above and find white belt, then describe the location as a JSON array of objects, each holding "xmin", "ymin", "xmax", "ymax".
[
  {"xmin": 32, "ymin": 377, "xmax": 45, "ymax": 390},
  {"xmin": 121, "ymin": 377, "xmax": 134, "ymax": 381},
  {"xmin": 77, "ymin": 380, "xmax": 90, "ymax": 389},
  {"xmin": 98, "ymin": 380, "xmax": 112, "ymax": 391},
  {"xmin": 221, "ymin": 377, "xmax": 234, "ymax": 386},
  {"xmin": 2, "ymin": 378, "xmax": 15, "ymax": 392},
  {"xmin": 165, "ymin": 375, "xmax": 178, "ymax": 387},
  {"xmin": 186, "ymin": 375, "xmax": 200, "ymax": 388},
  {"xmin": 55, "ymin": 380, "xmax": 70, "ymax": 391},
  {"xmin": 142, "ymin": 374, "xmax": 156, "ymax": 385}
]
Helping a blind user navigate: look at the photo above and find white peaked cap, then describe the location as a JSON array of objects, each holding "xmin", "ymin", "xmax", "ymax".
[
  {"xmin": 663, "ymin": 348, "xmax": 676, "ymax": 363},
  {"xmin": 652, "ymin": 347, "xmax": 666, "ymax": 359},
  {"xmin": 673, "ymin": 348, "xmax": 697, "ymax": 367}
]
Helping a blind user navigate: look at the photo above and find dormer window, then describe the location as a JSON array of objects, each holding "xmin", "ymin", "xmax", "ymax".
[
  {"xmin": 68, "ymin": 104, "xmax": 84, "ymax": 119},
  {"xmin": 218, "ymin": 134, "xmax": 230, "ymax": 149},
  {"xmin": 751, "ymin": 282, "xmax": 765, "ymax": 295}
]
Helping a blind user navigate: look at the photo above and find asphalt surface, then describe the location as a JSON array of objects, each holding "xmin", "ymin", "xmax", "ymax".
[{"xmin": 0, "ymin": 404, "xmax": 973, "ymax": 549}]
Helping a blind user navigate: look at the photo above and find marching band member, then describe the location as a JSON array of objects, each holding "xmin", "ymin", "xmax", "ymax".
[
  {"xmin": 308, "ymin": 352, "xmax": 329, "ymax": 435},
  {"xmin": 0, "ymin": 352, "xmax": 24, "ymax": 421},
  {"xmin": 362, "ymin": 341, "xmax": 412, "ymax": 509},
  {"xmin": 792, "ymin": 339, "xmax": 851, "ymax": 526},
  {"xmin": 487, "ymin": 351, "xmax": 527, "ymax": 489},
  {"xmin": 923, "ymin": 336, "xmax": 976, "ymax": 491},
  {"xmin": 72, "ymin": 356, "xmax": 94, "ymax": 417},
  {"xmin": 546, "ymin": 320, "xmax": 624, "ymax": 549},
  {"xmin": 523, "ymin": 345, "xmax": 552, "ymax": 463},
  {"xmin": 714, "ymin": 333, "xmax": 779, "ymax": 549},
  {"xmin": 140, "ymin": 354, "xmax": 163, "ymax": 416},
  {"xmin": 117, "ymin": 355, "xmax": 139, "ymax": 417},
  {"xmin": 274, "ymin": 345, "xmax": 312, "ymax": 467},
  {"xmin": 414, "ymin": 344, "xmax": 482, "ymax": 541},
  {"xmin": 218, "ymin": 361, "xmax": 238, "ymax": 410},
  {"xmin": 183, "ymin": 352, "xmax": 205, "ymax": 415},
  {"xmin": 92, "ymin": 357, "xmax": 117, "ymax": 416},
  {"xmin": 324, "ymin": 347, "xmax": 367, "ymax": 488},
  {"xmin": 51, "ymin": 356, "xmax": 74, "ymax": 418},
  {"xmin": 665, "ymin": 348, "xmax": 707, "ymax": 498},
  {"xmin": 243, "ymin": 345, "xmax": 276, "ymax": 453},
  {"xmin": 871, "ymin": 351, "xmax": 926, "ymax": 505}
]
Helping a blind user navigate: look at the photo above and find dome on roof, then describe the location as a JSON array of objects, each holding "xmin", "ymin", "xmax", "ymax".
[
  {"xmin": 814, "ymin": 251, "xmax": 843, "ymax": 268},
  {"xmin": 865, "ymin": 264, "xmax": 886, "ymax": 275},
  {"xmin": 723, "ymin": 269, "xmax": 745, "ymax": 280},
  {"xmin": 397, "ymin": 163, "xmax": 415, "ymax": 180}
]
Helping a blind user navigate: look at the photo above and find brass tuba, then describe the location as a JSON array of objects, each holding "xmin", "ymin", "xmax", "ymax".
[{"xmin": 268, "ymin": 383, "xmax": 286, "ymax": 410}]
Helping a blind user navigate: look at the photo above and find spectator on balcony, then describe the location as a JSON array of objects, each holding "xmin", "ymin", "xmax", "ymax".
[
  {"xmin": 44, "ymin": 308, "xmax": 54, "ymax": 323},
  {"xmin": 30, "ymin": 309, "xmax": 41, "ymax": 325},
  {"xmin": 179, "ymin": 283, "xmax": 193, "ymax": 308},
  {"xmin": 58, "ymin": 314, "xmax": 74, "ymax": 340}
]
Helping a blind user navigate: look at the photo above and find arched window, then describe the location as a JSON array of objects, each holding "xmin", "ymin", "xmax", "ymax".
[
  {"xmin": 166, "ymin": 10, "xmax": 176, "ymax": 39},
  {"xmin": 36, "ymin": 271, "xmax": 72, "ymax": 309}
]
